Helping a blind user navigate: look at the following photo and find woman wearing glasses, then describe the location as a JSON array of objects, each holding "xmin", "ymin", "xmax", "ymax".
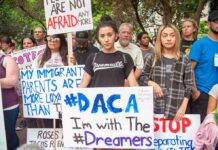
[
  {"xmin": 32, "ymin": 34, "xmax": 74, "ymax": 127},
  {"xmin": 32, "ymin": 34, "xmax": 68, "ymax": 68}
]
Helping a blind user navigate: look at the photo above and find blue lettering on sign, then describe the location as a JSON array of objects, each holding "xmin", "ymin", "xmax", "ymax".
[
  {"xmin": 45, "ymin": 93, "xmax": 61, "ymax": 103},
  {"xmin": 125, "ymin": 94, "xmax": 138, "ymax": 113},
  {"xmin": 154, "ymin": 135, "xmax": 194, "ymax": 150},
  {"xmin": 91, "ymin": 94, "xmax": 108, "ymax": 113},
  {"xmin": 24, "ymin": 104, "xmax": 50, "ymax": 116},
  {"xmin": 24, "ymin": 93, "xmax": 61, "ymax": 104},
  {"xmin": 62, "ymin": 78, "xmax": 75, "ymax": 88},
  {"xmin": 20, "ymin": 70, "xmax": 33, "ymax": 80},
  {"xmin": 77, "ymin": 93, "xmax": 89, "ymax": 111},
  {"xmin": 24, "ymin": 93, "xmax": 43, "ymax": 104},
  {"xmin": 36, "ymin": 66, "xmax": 84, "ymax": 79},
  {"xmin": 37, "ymin": 67, "xmax": 65, "ymax": 78},
  {"xmin": 22, "ymin": 79, "xmax": 57, "ymax": 93},
  {"xmin": 66, "ymin": 66, "xmax": 83, "ymax": 77},
  {"xmin": 64, "ymin": 93, "xmax": 139, "ymax": 113},
  {"xmin": 107, "ymin": 94, "xmax": 122, "ymax": 113}
]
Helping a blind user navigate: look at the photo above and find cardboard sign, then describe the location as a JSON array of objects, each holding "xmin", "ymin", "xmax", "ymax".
[
  {"xmin": 154, "ymin": 114, "xmax": 200, "ymax": 150},
  {"xmin": 20, "ymin": 65, "xmax": 84, "ymax": 119},
  {"xmin": 62, "ymin": 87, "xmax": 154, "ymax": 149},
  {"xmin": 11, "ymin": 45, "xmax": 45, "ymax": 70},
  {"xmin": 44, "ymin": 0, "xmax": 93, "ymax": 35},
  {"xmin": 0, "ymin": 85, "xmax": 7, "ymax": 150}
]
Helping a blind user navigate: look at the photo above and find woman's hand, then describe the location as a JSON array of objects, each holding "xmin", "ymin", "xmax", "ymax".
[
  {"xmin": 148, "ymin": 81, "xmax": 164, "ymax": 98},
  {"xmin": 174, "ymin": 98, "xmax": 189, "ymax": 121},
  {"xmin": 67, "ymin": 55, "xmax": 77, "ymax": 66}
]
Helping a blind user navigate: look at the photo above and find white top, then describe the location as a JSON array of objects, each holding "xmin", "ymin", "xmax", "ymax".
[
  {"xmin": 32, "ymin": 52, "xmax": 64, "ymax": 69},
  {"xmin": 115, "ymin": 41, "xmax": 144, "ymax": 69},
  {"xmin": 209, "ymin": 84, "xmax": 218, "ymax": 107}
]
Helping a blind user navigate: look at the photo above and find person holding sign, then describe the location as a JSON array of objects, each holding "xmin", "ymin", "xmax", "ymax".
[
  {"xmin": 32, "ymin": 33, "xmax": 74, "ymax": 127},
  {"xmin": 79, "ymin": 18, "xmax": 138, "ymax": 88},
  {"xmin": 139, "ymin": 24, "xmax": 192, "ymax": 121},
  {"xmin": 32, "ymin": 34, "xmax": 69, "ymax": 68},
  {"xmin": 0, "ymin": 53, "xmax": 20, "ymax": 149},
  {"xmin": 16, "ymin": 35, "xmax": 39, "ymax": 131}
]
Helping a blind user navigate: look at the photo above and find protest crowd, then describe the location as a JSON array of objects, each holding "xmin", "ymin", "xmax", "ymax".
[{"xmin": 0, "ymin": 2, "xmax": 218, "ymax": 150}]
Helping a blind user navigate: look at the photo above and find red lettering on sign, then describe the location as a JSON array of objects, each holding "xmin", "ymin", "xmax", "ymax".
[
  {"xmin": 154, "ymin": 117, "xmax": 191, "ymax": 133},
  {"xmin": 47, "ymin": 15, "xmax": 78, "ymax": 30}
]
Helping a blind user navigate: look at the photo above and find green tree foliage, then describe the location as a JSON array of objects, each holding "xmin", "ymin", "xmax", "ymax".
[
  {"xmin": 0, "ymin": 0, "xmax": 45, "ymax": 41},
  {"xmin": 198, "ymin": 20, "xmax": 209, "ymax": 38},
  {"xmin": 0, "ymin": 0, "xmax": 212, "ymax": 41}
]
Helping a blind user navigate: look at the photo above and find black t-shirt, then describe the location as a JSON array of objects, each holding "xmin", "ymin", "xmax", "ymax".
[
  {"xmin": 180, "ymin": 39, "xmax": 195, "ymax": 55},
  {"xmin": 84, "ymin": 51, "xmax": 134, "ymax": 87},
  {"xmin": 74, "ymin": 44, "xmax": 99, "ymax": 65}
]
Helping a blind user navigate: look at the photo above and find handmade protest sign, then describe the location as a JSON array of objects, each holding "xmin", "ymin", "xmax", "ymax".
[
  {"xmin": 62, "ymin": 87, "xmax": 154, "ymax": 149},
  {"xmin": 27, "ymin": 128, "xmax": 93, "ymax": 150},
  {"xmin": 20, "ymin": 65, "xmax": 84, "ymax": 119},
  {"xmin": 27, "ymin": 128, "xmax": 63, "ymax": 150},
  {"xmin": 11, "ymin": 45, "xmax": 45, "ymax": 96},
  {"xmin": 11, "ymin": 45, "xmax": 45, "ymax": 70},
  {"xmin": 154, "ymin": 114, "xmax": 200, "ymax": 149},
  {"xmin": 44, "ymin": 0, "xmax": 93, "ymax": 35},
  {"xmin": 0, "ymin": 85, "xmax": 7, "ymax": 150}
]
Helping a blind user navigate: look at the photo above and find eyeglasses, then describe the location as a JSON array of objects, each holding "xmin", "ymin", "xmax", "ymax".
[{"xmin": 47, "ymin": 37, "xmax": 60, "ymax": 42}]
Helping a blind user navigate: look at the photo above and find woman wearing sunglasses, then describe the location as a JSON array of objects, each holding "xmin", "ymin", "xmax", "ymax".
[
  {"xmin": 32, "ymin": 34, "xmax": 69, "ymax": 68},
  {"xmin": 32, "ymin": 34, "xmax": 74, "ymax": 127}
]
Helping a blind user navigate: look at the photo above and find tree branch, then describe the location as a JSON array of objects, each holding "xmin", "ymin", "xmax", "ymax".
[
  {"xmin": 17, "ymin": 0, "xmax": 46, "ymax": 29},
  {"xmin": 130, "ymin": 0, "xmax": 145, "ymax": 32}
]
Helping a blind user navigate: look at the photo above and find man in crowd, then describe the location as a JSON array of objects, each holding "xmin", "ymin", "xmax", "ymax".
[
  {"xmin": 34, "ymin": 26, "xmax": 46, "ymax": 46},
  {"xmin": 115, "ymin": 23, "xmax": 144, "ymax": 81},
  {"xmin": 189, "ymin": 10, "xmax": 218, "ymax": 122},
  {"xmin": 73, "ymin": 31, "xmax": 99, "ymax": 65},
  {"xmin": 137, "ymin": 31, "xmax": 154, "ymax": 62}
]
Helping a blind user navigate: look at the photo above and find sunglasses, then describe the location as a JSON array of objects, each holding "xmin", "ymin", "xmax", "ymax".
[{"xmin": 47, "ymin": 37, "xmax": 60, "ymax": 42}]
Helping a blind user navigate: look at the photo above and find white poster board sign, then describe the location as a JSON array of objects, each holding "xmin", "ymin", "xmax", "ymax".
[
  {"xmin": 62, "ymin": 87, "xmax": 154, "ymax": 149},
  {"xmin": 0, "ymin": 84, "xmax": 7, "ymax": 150},
  {"xmin": 11, "ymin": 45, "xmax": 45, "ymax": 70},
  {"xmin": 27, "ymin": 128, "xmax": 93, "ymax": 150},
  {"xmin": 27, "ymin": 128, "xmax": 63, "ymax": 150},
  {"xmin": 11, "ymin": 45, "xmax": 45, "ymax": 96},
  {"xmin": 20, "ymin": 65, "xmax": 84, "ymax": 119},
  {"xmin": 154, "ymin": 114, "xmax": 200, "ymax": 149},
  {"xmin": 44, "ymin": 0, "xmax": 93, "ymax": 35}
]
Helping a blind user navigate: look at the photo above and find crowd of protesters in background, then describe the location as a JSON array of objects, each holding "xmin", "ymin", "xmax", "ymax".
[{"xmin": 0, "ymin": 10, "xmax": 218, "ymax": 150}]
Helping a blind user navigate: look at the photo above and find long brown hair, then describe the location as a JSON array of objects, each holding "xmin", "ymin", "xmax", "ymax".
[
  {"xmin": 39, "ymin": 34, "xmax": 68, "ymax": 68},
  {"xmin": 153, "ymin": 24, "xmax": 181, "ymax": 67}
]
